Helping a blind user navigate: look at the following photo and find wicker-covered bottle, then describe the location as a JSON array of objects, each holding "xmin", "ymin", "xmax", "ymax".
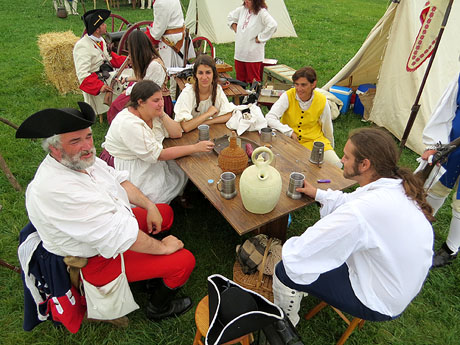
[{"xmin": 218, "ymin": 132, "xmax": 248, "ymax": 174}]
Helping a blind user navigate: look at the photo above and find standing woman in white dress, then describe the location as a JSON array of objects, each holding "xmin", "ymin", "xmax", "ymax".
[
  {"xmin": 103, "ymin": 80, "xmax": 215, "ymax": 204},
  {"xmin": 228, "ymin": 0, "xmax": 277, "ymax": 83},
  {"xmin": 174, "ymin": 55, "xmax": 236, "ymax": 132}
]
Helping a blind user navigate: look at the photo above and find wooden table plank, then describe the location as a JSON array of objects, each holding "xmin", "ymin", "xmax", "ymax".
[{"xmin": 164, "ymin": 124, "xmax": 355, "ymax": 240}]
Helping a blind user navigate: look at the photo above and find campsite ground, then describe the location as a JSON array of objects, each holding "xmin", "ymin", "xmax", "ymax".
[{"xmin": 0, "ymin": 0, "xmax": 459, "ymax": 344}]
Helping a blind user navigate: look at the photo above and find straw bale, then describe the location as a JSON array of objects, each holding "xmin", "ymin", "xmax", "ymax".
[{"xmin": 37, "ymin": 31, "xmax": 80, "ymax": 95}]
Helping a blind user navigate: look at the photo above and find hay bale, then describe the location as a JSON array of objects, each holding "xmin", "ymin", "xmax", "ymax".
[{"xmin": 37, "ymin": 31, "xmax": 80, "ymax": 95}]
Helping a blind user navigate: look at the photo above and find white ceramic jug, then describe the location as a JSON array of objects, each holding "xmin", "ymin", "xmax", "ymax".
[{"xmin": 239, "ymin": 146, "xmax": 282, "ymax": 214}]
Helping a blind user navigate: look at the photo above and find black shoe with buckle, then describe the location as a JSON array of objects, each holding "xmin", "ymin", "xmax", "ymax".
[{"xmin": 432, "ymin": 243, "xmax": 457, "ymax": 268}]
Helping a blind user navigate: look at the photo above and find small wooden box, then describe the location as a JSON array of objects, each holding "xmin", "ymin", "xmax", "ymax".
[
  {"xmin": 263, "ymin": 64, "xmax": 296, "ymax": 85},
  {"xmin": 216, "ymin": 63, "xmax": 233, "ymax": 73}
]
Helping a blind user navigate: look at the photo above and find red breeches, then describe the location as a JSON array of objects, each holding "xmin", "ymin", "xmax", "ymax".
[
  {"xmin": 81, "ymin": 204, "xmax": 195, "ymax": 289},
  {"xmin": 235, "ymin": 59, "xmax": 262, "ymax": 83}
]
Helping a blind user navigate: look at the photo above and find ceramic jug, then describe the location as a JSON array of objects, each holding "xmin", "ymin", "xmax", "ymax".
[{"xmin": 239, "ymin": 146, "xmax": 282, "ymax": 214}]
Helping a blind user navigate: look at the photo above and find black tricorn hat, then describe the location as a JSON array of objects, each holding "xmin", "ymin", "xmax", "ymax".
[
  {"xmin": 206, "ymin": 274, "xmax": 284, "ymax": 345},
  {"xmin": 82, "ymin": 9, "xmax": 110, "ymax": 35},
  {"xmin": 16, "ymin": 102, "xmax": 96, "ymax": 139}
]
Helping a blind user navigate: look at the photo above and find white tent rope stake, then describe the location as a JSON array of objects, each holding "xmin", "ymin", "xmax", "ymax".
[
  {"xmin": 322, "ymin": 0, "xmax": 460, "ymax": 154},
  {"xmin": 184, "ymin": 0, "xmax": 297, "ymax": 44}
]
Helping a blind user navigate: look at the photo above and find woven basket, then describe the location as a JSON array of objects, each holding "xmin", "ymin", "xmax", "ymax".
[
  {"xmin": 218, "ymin": 132, "xmax": 248, "ymax": 174},
  {"xmin": 233, "ymin": 238, "xmax": 274, "ymax": 302}
]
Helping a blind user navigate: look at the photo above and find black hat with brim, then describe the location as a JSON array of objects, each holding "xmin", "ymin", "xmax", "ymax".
[
  {"xmin": 205, "ymin": 274, "xmax": 284, "ymax": 345},
  {"xmin": 82, "ymin": 9, "xmax": 110, "ymax": 36},
  {"xmin": 16, "ymin": 102, "xmax": 96, "ymax": 139}
]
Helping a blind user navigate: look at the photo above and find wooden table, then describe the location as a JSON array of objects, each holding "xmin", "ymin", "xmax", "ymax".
[
  {"xmin": 164, "ymin": 124, "xmax": 355, "ymax": 241},
  {"xmin": 174, "ymin": 73, "xmax": 248, "ymax": 105}
]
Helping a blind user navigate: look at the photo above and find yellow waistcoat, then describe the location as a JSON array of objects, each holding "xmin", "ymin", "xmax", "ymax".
[{"xmin": 280, "ymin": 88, "xmax": 333, "ymax": 151}]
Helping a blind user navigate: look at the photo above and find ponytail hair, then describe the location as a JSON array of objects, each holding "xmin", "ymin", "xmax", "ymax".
[{"xmin": 349, "ymin": 128, "xmax": 434, "ymax": 222}]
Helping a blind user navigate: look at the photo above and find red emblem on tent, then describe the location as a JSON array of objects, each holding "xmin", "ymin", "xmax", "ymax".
[{"xmin": 406, "ymin": 0, "xmax": 449, "ymax": 72}]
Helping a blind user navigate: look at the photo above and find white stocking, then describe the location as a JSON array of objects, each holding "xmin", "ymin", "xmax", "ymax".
[
  {"xmin": 273, "ymin": 273, "xmax": 304, "ymax": 326},
  {"xmin": 426, "ymin": 192, "xmax": 447, "ymax": 215},
  {"xmin": 446, "ymin": 210, "xmax": 460, "ymax": 254}
]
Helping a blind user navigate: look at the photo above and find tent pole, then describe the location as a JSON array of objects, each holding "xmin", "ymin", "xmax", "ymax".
[{"xmin": 399, "ymin": 0, "xmax": 454, "ymax": 156}]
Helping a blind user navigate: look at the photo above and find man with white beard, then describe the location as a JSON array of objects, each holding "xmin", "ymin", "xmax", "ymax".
[{"xmin": 16, "ymin": 102, "xmax": 195, "ymax": 321}]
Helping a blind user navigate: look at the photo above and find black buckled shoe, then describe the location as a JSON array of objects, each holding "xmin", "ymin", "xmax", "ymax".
[
  {"xmin": 432, "ymin": 243, "xmax": 457, "ymax": 268},
  {"xmin": 146, "ymin": 296, "xmax": 193, "ymax": 320}
]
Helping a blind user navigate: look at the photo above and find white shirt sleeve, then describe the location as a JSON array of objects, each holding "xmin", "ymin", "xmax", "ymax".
[
  {"xmin": 174, "ymin": 84, "xmax": 196, "ymax": 122},
  {"xmin": 150, "ymin": 0, "xmax": 170, "ymax": 40},
  {"xmin": 215, "ymin": 85, "xmax": 236, "ymax": 115},
  {"xmin": 256, "ymin": 9, "xmax": 278, "ymax": 43},
  {"xmin": 319, "ymin": 101, "xmax": 335, "ymax": 148},
  {"xmin": 227, "ymin": 6, "xmax": 243, "ymax": 27},
  {"xmin": 315, "ymin": 188, "xmax": 353, "ymax": 218},
  {"xmin": 282, "ymin": 202, "xmax": 366, "ymax": 285},
  {"xmin": 144, "ymin": 60, "xmax": 166, "ymax": 87},
  {"xmin": 422, "ymin": 75, "xmax": 459, "ymax": 145},
  {"xmin": 266, "ymin": 92, "xmax": 294, "ymax": 136}
]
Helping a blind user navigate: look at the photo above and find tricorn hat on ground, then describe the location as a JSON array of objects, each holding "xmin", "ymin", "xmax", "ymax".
[
  {"xmin": 16, "ymin": 102, "xmax": 96, "ymax": 139},
  {"xmin": 82, "ymin": 9, "xmax": 110, "ymax": 36},
  {"xmin": 206, "ymin": 274, "xmax": 284, "ymax": 345}
]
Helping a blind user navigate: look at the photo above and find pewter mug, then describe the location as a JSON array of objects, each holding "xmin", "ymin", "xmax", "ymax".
[
  {"xmin": 286, "ymin": 172, "xmax": 305, "ymax": 199},
  {"xmin": 309, "ymin": 141, "xmax": 325, "ymax": 165},
  {"xmin": 260, "ymin": 127, "xmax": 273, "ymax": 143},
  {"xmin": 198, "ymin": 124, "xmax": 210, "ymax": 141},
  {"xmin": 217, "ymin": 172, "xmax": 237, "ymax": 199}
]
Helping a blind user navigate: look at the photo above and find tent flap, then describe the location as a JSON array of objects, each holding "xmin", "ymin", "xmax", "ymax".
[{"xmin": 322, "ymin": 0, "xmax": 460, "ymax": 154}]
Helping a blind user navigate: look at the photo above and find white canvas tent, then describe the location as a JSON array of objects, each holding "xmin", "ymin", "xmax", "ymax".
[
  {"xmin": 184, "ymin": 0, "xmax": 297, "ymax": 44},
  {"xmin": 323, "ymin": 0, "xmax": 460, "ymax": 154}
]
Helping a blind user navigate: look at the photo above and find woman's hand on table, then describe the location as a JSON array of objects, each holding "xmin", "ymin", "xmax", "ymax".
[
  {"xmin": 296, "ymin": 180, "xmax": 317, "ymax": 199},
  {"xmin": 290, "ymin": 132, "xmax": 298, "ymax": 140},
  {"xmin": 194, "ymin": 140, "xmax": 215, "ymax": 153},
  {"xmin": 206, "ymin": 106, "xmax": 219, "ymax": 118}
]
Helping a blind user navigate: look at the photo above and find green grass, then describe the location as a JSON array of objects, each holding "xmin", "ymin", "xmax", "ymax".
[{"xmin": 0, "ymin": 0, "xmax": 458, "ymax": 344}]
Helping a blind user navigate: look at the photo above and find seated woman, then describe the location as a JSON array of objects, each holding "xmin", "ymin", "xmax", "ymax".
[
  {"xmin": 103, "ymin": 80, "xmax": 215, "ymax": 204},
  {"xmin": 174, "ymin": 54, "xmax": 236, "ymax": 132},
  {"xmin": 107, "ymin": 30, "xmax": 173, "ymax": 124},
  {"xmin": 266, "ymin": 66, "xmax": 342, "ymax": 168}
]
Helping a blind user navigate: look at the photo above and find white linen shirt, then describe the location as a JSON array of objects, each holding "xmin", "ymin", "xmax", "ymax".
[
  {"xmin": 282, "ymin": 178, "xmax": 433, "ymax": 317},
  {"xmin": 266, "ymin": 90, "xmax": 335, "ymax": 147},
  {"xmin": 25, "ymin": 155, "xmax": 139, "ymax": 259},
  {"xmin": 422, "ymin": 74, "xmax": 459, "ymax": 146},
  {"xmin": 103, "ymin": 109, "xmax": 187, "ymax": 204},
  {"xmin": 149, "ymin": 0, "xmax": 195, "ymax": 68},
  {"xmin": 174, "ymin": 83, "xmax": 236, "ymax": 122},
  {"xmin": 227, "ymin": 6, "xmax": 277, "ymax": 62}
]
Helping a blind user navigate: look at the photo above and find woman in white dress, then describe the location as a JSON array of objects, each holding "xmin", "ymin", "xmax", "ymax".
[
  {"xmin": 174, "ymin": 55, "xmax": 236, "ymax": 132},
  {"xmin": 228, "ymin": 0, "xmax": 277, "ymax": 83},
  {"xmin": 103, "ymin": 80, "xmax": 215, "ymax": 204}
]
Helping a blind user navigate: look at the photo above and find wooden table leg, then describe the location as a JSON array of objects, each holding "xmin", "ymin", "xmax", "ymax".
[{"xmin": 257, "ymin": 215, "xmax": 289, "ymax": 242}]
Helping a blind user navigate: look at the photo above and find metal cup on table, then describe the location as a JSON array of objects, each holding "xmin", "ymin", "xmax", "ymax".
[
  {"xmin": 260, "ymin": 127, "xmax": 273, "ymax": 143},
  {"xmin": 198, "ymin": 124, "xmax": 210, "ymax": 141},
  {"xmin": 216, "ymin": 172, "xmax": 237, "ymax": 199},
  {"xmin": 309, "ymin": 141, "xmax": 325, "ymax": 165},
  {"xmin": 286, "ymin": 172, "xmax": 305, "ymax": 199}
]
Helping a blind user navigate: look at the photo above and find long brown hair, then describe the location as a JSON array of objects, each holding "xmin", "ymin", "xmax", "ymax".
[
  {"xmin": 242, "ymin": 0, "xmax": 267, "ymax": 14},
  {"xmin": 348, "ymin": 128, "xmax": 434, "ymax": 222},
  {"xmin": 192, "ymin": 55, "xmax": 218, "ymax": 113},
  {"xmin": 128, "ymin": 30, "xmax": 161, "ymax": 80}
]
